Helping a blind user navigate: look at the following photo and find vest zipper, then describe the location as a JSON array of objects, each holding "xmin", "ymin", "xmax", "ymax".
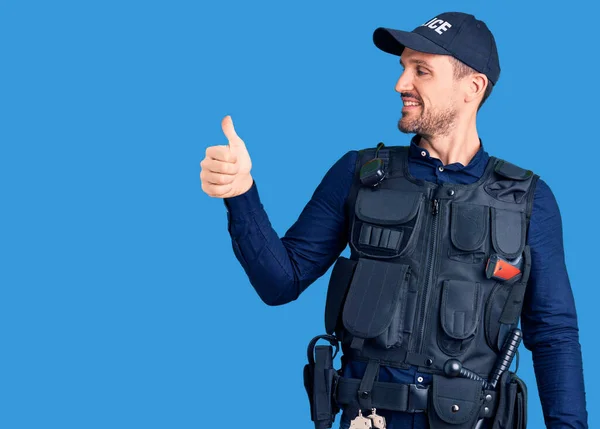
[{"xmin": 415, "ymin": 197, "xmax": 440, "ymax": 355}]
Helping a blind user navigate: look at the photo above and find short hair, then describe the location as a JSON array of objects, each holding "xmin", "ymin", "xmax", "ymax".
[{"xmin": 449, "ymin": 56, "xmax": 493, "ymax": 110}]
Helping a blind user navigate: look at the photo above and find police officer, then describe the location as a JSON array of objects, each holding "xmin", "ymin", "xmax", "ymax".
[{"xmin": 200, "ymin": 12, "xmax": 588, "ymax": 429}]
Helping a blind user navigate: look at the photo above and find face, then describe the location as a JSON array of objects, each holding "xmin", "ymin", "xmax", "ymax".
[{"xmin": 396, "ymin": 48, "xmax": 463, "ymax": 137}]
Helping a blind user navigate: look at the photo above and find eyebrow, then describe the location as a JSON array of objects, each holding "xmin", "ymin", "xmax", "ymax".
[{"xmin": 399, "ymin": 58, "xmax": 434, "ymax": 68}]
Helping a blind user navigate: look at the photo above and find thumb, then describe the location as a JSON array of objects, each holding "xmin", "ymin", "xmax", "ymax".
[{"xmin": 221, "ymin": 115, "xmax": 244, "ymax": 148}]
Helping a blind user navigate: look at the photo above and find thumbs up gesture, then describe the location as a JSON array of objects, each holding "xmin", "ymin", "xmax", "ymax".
[{"xmin": 200, "ymin": 116, "xmax": 253, "ymax": 198}]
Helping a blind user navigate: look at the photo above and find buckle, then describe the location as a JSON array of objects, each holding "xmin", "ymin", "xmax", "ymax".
[{"xmin": 407, "ymin": 384, "xmax": 429, "ymax": 413}]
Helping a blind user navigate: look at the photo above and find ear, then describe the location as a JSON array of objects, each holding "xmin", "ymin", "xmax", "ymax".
[{"xmin": 465, "ymin": 73, "xmax": 488, "ymax": 104}]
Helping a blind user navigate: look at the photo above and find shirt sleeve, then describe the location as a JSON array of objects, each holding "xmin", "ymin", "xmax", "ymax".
[
  {"xmin": 222, "ymin": 150, "xmax": 358, "ymax": 306},
  {"xmin": 521, "ymin": 178, "xmax": 589, "ymax": 428}
]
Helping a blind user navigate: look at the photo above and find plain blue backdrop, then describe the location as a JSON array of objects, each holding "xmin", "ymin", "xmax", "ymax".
[{"xmin": 1, "ymin": 1, "xmax": 598, "ymax": 428}]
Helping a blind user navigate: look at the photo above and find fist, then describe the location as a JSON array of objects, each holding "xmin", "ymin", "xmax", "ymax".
[{"xmin": 200, "ymin": 116, "xmax": 253, "ymax": 198}]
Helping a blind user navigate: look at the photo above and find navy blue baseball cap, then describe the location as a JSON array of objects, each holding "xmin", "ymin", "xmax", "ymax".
[{"xmin": 373, "ymin": 12, "xmax": 500, "ymax": 85}]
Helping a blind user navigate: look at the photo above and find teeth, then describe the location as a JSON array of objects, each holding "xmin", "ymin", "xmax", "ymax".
[{"xmin": 404, "ymin": 101, "xmax": 419, "ymax": 106}]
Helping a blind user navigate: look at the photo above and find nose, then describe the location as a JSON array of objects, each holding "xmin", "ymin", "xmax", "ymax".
[{"xmin": 395, "ymin": 70, "xmax": 413, "ymax": 94}]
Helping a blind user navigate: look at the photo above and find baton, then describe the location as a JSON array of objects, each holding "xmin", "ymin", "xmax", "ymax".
[
  {"xmin": 473, "ymin": 328, "xmax": 522, "ymax": 429},
  {"xmin": 488, "ymin": 328, "xmax": 522, "ymax": 389}
]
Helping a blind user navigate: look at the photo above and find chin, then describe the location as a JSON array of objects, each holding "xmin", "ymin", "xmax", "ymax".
[
  {"xmin": 398, "ymin": 121, "xmax": 416, "ymax": 134},
  {"xmin": 398, "ymin": 120, "xmax": 416, "ymax": 134}
]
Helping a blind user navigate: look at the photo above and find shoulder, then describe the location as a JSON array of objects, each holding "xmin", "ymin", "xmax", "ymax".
[
  {"xmin": 531, "ymin": 178, "xmax": 561, "ymax": 217},
  {"xmin": 329, "ymin": 150, "xmax": 359, "ymax": 177}
]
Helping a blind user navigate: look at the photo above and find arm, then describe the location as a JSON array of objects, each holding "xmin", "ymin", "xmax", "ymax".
[
  {"xmin": 223, "ymin": 151, "xmax": 358, "ymax": 306},
  {"xmin": 521, "ymin": 178, "xmax": 588, "ymax": 428}
]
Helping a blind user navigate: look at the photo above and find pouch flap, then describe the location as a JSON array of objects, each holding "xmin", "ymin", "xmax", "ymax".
[
  {"xmin": 510, "ymin": 373, "xmax": 527, "ymax": 399},
  {"xmin": 441, "ymin": 280, "xmax": 482, "ymax": 340},
  {"xmin": 325, "ymin": 257, "xmax": 358, "ymax": 335},
  {"xmin": 491, "ymin": 208, "xmax": 526, "ymax": 258},
  {"xmin": 450, "ymin": 202, "xmax": 488, "ymax": 252},
  {"xmin": 431, "ymin": 375, "xmax": 484, "ymax": 425},
  {"xmin": 355, "ymin": 189, "xmax": 423, "ymax": 225},
  {"xmin": 342, "ymin": 258, "xmax": 410, "ymax": 338}
]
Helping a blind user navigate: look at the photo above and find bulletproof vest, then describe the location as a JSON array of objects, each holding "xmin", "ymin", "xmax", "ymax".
[{"xmin": 324, "ymin": 145, "xmax": 539, "ymax": 378}]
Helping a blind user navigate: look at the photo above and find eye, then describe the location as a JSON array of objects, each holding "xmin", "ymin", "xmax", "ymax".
[{"xmin": 416, "ymin": 68, "xmax": 428, "ymax": 76}]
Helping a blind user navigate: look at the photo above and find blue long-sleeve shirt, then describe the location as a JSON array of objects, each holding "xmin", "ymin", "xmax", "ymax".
[{"xmin": 223, "ymin": 136, "xmax": 588, "ymax": 428}]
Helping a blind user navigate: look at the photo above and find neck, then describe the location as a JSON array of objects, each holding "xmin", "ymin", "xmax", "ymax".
[{"xmin": 418, "ymin": 115, "xmax": 480, "ymax": 166}]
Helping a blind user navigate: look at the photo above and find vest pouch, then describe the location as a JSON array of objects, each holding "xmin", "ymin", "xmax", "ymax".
[
  {"xmin": 428, "ymin": 375, "xmax": 485, "ymax": 429},
  {"xmin": 351, "ymin": 188, "xmax": 425, "ymax": 259},
  {"xmin": 484, "ymin": 281, "xmax": 511, "ymax": 353},
  {"xmin": 325, "ymin": 257, "xmax": 358, "ymax": 335},
  {"xmin": 490, "ymin": 371, "xmax": 527, "ymax": 429},
  {"xmin": 342, "ymin": 258, "xmax": 411, "ymax": 349},
  {"xmin": 438, "ymin": 280, "xmax": 483, "ymax": 356}
]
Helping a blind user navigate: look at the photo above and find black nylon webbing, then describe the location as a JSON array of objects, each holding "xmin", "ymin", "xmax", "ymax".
[
  {"xmin": 357, "ymin": 359, "xmax": 380, "ymax": 410},
  {"xmin": 336, "ymin": 378, "xmax": 429, "ymax": 412},
  {"xmin": 347, "ymin": 344, "xmax": 435, "ymax": 369},
  {"xmin": 499, "ymin": 245, "xmax": 532, "ymax": 325}
]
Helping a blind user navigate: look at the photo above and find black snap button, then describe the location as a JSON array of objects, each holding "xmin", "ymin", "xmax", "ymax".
[
  {"xmin": 425, "ymin": 358, "xmax": 433, "ymax": 366},
  {"xmin": 485, "ymin": 394, "xmax": 492, "ymax": 402},
  {"xmin": 484, "ymin": 407, "xmax": 490, "ymax": 415},
  {"xmin": 360, "ymin": 391, "xmax": 370, "ymax": 399},
  {"xmin": 448, "ymin": 189, "xmax": 455, "ymax": 196},
  {"xmin": 451, "ymin": 404, "xmax": 460, "ymax": 413}
]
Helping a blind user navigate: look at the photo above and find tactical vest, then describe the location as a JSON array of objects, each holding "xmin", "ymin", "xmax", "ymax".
[{"xmin": 306, "ymin": 144, "xmax": 538, "ymax": 429}]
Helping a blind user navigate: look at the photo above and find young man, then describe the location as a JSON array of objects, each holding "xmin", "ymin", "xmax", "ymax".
[{"xmin": 200, "ymin": 12, "xmax": 588, "ymax": 429}]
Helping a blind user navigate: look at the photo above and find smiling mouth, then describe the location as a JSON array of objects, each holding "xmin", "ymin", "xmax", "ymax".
[
  {"xmin": 401, "ymin": 93, "xmax": 422, "ymax": 109},
  {"xmin": 402, "ymin": 100, "xmax": 422, "ymax": 111}
]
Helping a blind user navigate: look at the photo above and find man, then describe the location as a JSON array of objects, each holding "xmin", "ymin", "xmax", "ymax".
[{"xmin": 200, "ymin": 12, "xmax": 588, "ymax": 429}]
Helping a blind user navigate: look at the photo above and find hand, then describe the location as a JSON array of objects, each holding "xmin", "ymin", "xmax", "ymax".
[{"xmin": 200, "ymin": 115, "xmax": 253, "ymax": 198}]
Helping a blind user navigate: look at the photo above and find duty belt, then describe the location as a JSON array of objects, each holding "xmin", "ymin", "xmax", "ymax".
[{"xmin": 336, "ymin": 378, "xmax": 429, "ymax": 413}]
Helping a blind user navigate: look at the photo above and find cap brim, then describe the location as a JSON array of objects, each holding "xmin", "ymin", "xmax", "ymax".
[{"xmin": 373, "ymin": 27, "xmax": 451, "ymax": 57}]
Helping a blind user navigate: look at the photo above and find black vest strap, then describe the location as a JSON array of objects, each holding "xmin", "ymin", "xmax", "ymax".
[
  {"xmin": 525, "ymin": 174, "xmax": 540, "ymax": 225},
  {"xmin": 379, "ymin": 148, "xmax": 390, "ymax": 173},
  {"xmin": 347, "ymin": 344, "xmax": 436, "ymax": 370},
  {"xmin": 499, "ymin": 245, "xmax": 531, "ymax": 326}
]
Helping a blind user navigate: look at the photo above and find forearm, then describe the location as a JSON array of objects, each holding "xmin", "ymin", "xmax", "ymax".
[
  {"xmin": 225, "ymin": 181, "xmax": 307, "ymax": 305},
  {"xmin": 223, "ymin": 151, "xmax": 356, "ymax": 306},
  {"xmin": 529, "ymin": 329, "xmax": 588, "ymax": 428}
]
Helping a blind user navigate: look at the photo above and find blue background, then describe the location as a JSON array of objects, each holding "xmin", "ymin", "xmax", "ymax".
[{"xmin": 1, "ymin": 0, "xmax": 598, "ymax": 428}]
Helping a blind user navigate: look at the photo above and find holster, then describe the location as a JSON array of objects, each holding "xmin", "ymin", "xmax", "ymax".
[
  {"xmin": 303, "ymin": 335, "xmax": 341, "ymax": 429},
  {"xmin": 490, "ymin": 371, "xmax": 527, "ymax": 429}
]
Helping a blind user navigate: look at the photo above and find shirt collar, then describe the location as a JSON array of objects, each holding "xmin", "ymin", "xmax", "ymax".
[{"xmin": 408, "ymin": 135, "xmax": 489, "ymax": 173}]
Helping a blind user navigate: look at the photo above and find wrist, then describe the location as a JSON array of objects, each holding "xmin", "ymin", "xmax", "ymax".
[{"xmin": 238, "ymin": 174, "xmax": 254, "ymax": 195}]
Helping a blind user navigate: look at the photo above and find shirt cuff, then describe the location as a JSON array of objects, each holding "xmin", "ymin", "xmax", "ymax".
[{"xmin": 223, "ymin": 179, "xmax": 262, "ymax": 220}]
